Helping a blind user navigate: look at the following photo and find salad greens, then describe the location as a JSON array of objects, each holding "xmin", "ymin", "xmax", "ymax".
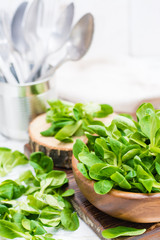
[
  {"xmin": 0, "ymin": 150, "xmax": 79, "ymax": 240},
  {"xmin": 73, "ymin": 103, "xmax": 160, "ymax": 194},
  {"xmin": 41, "ymin": 100, "xmax": 113, "ymax": 142},
  {"xmin": 0, "ymin": 148, "xmax": 28, "ymax": 177},
  {"xmin": 102, "ymin": 226, "xmax": 146, "ymax": 239}
]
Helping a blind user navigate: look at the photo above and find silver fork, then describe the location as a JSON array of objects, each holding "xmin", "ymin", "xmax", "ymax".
[{"xmin": 0, "ymin": 11, "xmax": 24, "ymax": 84}]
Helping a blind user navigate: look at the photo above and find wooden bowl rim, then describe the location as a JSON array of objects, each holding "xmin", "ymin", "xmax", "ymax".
[{"xmin": 72, "ymin": 156, "xmax": 160, "ymax": 199}]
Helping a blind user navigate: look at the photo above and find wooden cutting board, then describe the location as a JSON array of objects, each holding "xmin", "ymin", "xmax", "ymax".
[
  {"xmin": 28, "ymin": 113, "xmax": 117, "ymax": 169},
  {"xmin": 24, "ymin": 144, "xmax": 160, "ymax": 240}
]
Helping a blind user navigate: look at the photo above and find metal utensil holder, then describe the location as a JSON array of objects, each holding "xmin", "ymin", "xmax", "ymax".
[{"xmin": 0, "ymin": 76, "xmax": 56, "ymax": 140}]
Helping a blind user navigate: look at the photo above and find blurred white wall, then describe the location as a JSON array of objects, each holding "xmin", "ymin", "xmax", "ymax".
[
  {"xmin": 3, "ymin": 0, "xmax": 160, "ymax": 59},
  {"xmin": 130, "ymin": 0, "xmax": 160, "ymax": 56},
  {"xmin": 72, "ymin": 0, "xmax": 129, "ymax": 59},
  {"xmin": 73, "ymin": 0, "xmax": 160, "ymax": 58}
]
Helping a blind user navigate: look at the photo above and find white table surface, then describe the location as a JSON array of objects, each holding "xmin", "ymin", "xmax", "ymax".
[
  {"xmin": 0, "ymin": 133, "xmax": 100, "ymax": 240},
  {"xmin": 56, "ymin": 56, "xmax": 160, "ymax": 113}
]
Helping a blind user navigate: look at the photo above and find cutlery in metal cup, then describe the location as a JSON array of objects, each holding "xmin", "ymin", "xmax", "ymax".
[{"xmin": 0, "ymin": 76, "xmax": 57, "ymax": 140}]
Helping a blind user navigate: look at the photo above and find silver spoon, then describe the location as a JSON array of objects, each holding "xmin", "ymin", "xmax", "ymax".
[
  {"xmin": 1, "ymin": 11, "xmax": 25, "ymax": 83},
  {"xmin": 41, "ymin": 13, "xmax": 94, "ymax": 79},
  {"xmin": 0, "ymin": 56, "xmax": 17, "ymax": 84},
  {"xmin": 0, "ymin": 11, "xmax": 19, "ymax": 84},
  {"xmin": 22, "ymin": 0, "xmax": 44, "ymax": 63},
  {"xmin": 11, "ymin": 2, "xmax": 28, "ymax": 54},
  {"xmin": 25, "ymin": 2, "xmax": 74, "ymax": 83},
  {"xmin": 39, "ymin": 1, "xmax": 74, "ymax": 52},
  {"xmin": 11, "ymin": 1, "xmax": 30, "ymax": 80}
]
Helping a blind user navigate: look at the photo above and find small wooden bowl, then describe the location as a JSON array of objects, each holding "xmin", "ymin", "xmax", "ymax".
[{"xmin": 72, "ymin": 156, "xmax": 160, "ymax": 223}]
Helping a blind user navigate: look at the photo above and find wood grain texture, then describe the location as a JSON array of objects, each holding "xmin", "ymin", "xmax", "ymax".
[
  {"xmin": 28, "ymin": 113, "xmax": 116, "ymax": 168},
  {"xmin": 68, "ymin": 171, "xmax": 160, "ymax": 240},
  {"xmin": 72, "ymin": 156, "xmax": 160, "ymax": 223},
  {"xmin": 24, "ymin": 144, "xmax": 160, "ymax": 240},
  {"xmin": 28, "ymin": 113, "xmax": 87, "ymax": 168}
]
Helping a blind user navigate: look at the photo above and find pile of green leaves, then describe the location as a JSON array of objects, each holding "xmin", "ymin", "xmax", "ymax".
[
  {"xmin": 0, "ymin": 148, "xmax": 28, "ymax": 177},
  {"xmin": 41, "ymin": 100, "xmax": 113, "ymax": 142},
  {"xmin": 0, "ymin": 151, "xmax": 79, "ymax": 240},
  {"xmin": 73, "ymin": 103, "xmax": 160, "ymax": 194}
]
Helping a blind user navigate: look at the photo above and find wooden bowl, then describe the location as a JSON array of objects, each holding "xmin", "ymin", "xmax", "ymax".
[{"xmin": 72, "ymin": 156, "xmax": 160, "ymax": 223}]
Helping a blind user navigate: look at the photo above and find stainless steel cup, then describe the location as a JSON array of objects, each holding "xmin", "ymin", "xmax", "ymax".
[{"xmin": 0, "ymin": 77, "xmax": 56, "ymax": 140}]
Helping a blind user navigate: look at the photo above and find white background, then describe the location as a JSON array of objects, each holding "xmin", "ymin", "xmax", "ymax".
[
  {"xmin": 3, "ymin": 0, "xmax": 160, "ymax": 57},
  {"xmin": 1, "ymin": 1, "xmax": 160, "ymax": 239}
]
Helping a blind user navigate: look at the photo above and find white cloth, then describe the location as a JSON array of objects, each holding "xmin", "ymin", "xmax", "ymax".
[{"xmin": 56, "ymin": 56, "xmax": 160, "ymax": 113}]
